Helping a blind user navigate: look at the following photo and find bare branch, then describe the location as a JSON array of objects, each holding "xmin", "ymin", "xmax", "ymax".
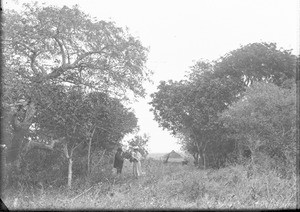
[
  {"xmin": 94, "ymin": 125, "xmax": 110, "ymax": 133},
  {"xmin": 63, "ymin": 143, "xmax": 69, "ymax": 159},
  {"xmin": 31, "ymin": 45, "xmax": 108, "ymax": 83},
  {"xmin": 26, "ymin": 137, "xmax": 65, "ymax": 151},
  {"xmin": 72, "ymin": 46, "xmax": 108, "ymax": 67},
  {"xmin": 34, "ymin": 61, "xmax": 47, "ymax": 75},
  {"xmin": 71, "ymin": 140, "xmax": 85, "ymax": 154},
  {"xmin": 48, "ymin": 137, "xmax": 66, "ymax": 149},
  {"xmin": 203, "ymin": 140, "xmax": 209, "ymax": 151},
  {"xmin": 23, "ymin": 102, "xmax": 36, "ymax": 128},
  {"xmin": 30, "ymin": 51, "xmax": 39, "ymax": 74},
  {"xmin": 62, "ymin": 39, "xmax": 71, "ymax": 64},
  {"xmin": 91, "ymin": 149, "xmax": 106, "ymax": 173},
  {"xmin": 53, "ymin": 36, "xmax": 66, "ymax": 66}
]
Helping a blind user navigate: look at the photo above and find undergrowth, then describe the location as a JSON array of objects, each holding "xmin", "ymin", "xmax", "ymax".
[{"xmin": 2, "ymin": 159, "xmax": 297, "ymax": 210}]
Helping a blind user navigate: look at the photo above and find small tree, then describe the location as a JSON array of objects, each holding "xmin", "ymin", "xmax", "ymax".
[
  {"xmin": 150, "ymin": 66, "xmax": 234, "ymax": 169},
  {"xmin": 34, "ymin": 87, "xmax": 138, "ymax": 188},
  {"xmin": 127, "ymin": 134, "xmax": 150, "ymax": 157},
  {"xmin": 220, "ymin": 82, "xmax": 296, "ymax": 170}
]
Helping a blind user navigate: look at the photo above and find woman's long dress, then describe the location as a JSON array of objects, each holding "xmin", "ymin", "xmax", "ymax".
[{"xmin": 132, "ymin": 151, "xmax": 142, "ymax": 177}]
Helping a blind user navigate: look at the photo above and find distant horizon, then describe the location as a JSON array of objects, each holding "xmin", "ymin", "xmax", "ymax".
[{"xmin": 148, "ymin": 150, "xmax": 185, "ymax": 155}]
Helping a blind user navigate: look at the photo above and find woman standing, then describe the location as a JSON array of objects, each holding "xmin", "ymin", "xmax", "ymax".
[{"xmin": 131, "ymin": 146, "xmax": 143, "ymax": 178}]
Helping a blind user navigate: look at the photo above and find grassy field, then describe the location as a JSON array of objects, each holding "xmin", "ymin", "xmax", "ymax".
[{"xmin": 2, "ymin": 158, "xmax": 298, "ymax": 210}]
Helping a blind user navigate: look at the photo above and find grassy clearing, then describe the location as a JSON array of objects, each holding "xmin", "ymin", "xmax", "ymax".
[{"xmin": 2, "ymin": 159, "xmax": 297, "ymax": 210}]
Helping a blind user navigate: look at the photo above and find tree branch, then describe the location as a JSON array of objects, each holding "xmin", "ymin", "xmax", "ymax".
[
  {"xmin": 72, "ymin": 46, "xmax": 108, "ymax": 67},
  {"xmin": 26, "ymin": 137, "xmax": 66, "ymax": 151},
  {"xmin": 61, "ymin": 38, "xmax": 71, "ymax": 64},
  {"xmin": 63, "ymin": 143, "xmax": 69, "ymax": 159},
  {"xmin": 32, "ymin": 46, "xmax": 109, "ymax": 83},
  {"xmin": 23, "ymin": 101, "xmax": 36, "ymax": 129},
  {"xmin": 15, "ymin": 41, "xmax": 35, "ymax": 53},
  {"xmin": 10, "ymin": 107, "xmax": 21, "ymax": 130},
  {"xmin": 71, "ymin": 140, "xmax": 85, "ymax": 153},
  {"xmin": 53, "ymin": 36, "xmax": 66, "ymax": 66},
  {"xmin": 35, "ymin": 61, "xmax": 47, "ymax": 75},
  {"xmin": 30, "ymin": 51, "xmax": 39, "ymax": 74}
]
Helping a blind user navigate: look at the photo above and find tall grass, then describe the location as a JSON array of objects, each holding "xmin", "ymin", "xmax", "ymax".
[{"xmin": 2, "ymin": 158, "xmax": 297, "ymax": 210}]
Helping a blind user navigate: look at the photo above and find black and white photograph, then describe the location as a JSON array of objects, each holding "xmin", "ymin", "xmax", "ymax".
[{"xmin": 1, "ymin": 0, "xmax": 299, "ymax": 210}]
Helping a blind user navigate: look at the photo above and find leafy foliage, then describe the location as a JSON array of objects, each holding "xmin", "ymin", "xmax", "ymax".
[
  {"xmin": 220, "ymin": 82, "xmax": 296, "ymax": 168},
  {"xmin": 20, "ymin": 147, "xmax": 67, "ymax": 187},
  {"xmin": 127, "ymin": 134, "xmax": 150, "ymax": 157},
  {"xmin": 35, "ymin": 87, "xmax": 138, "ymax": 150},
  {"xmin": 149, "ymin": 42, "xmax": 297, "ymax": 169},
  {"xmin": 3, "ymin": 3, "xmax": 151, "ymax": 100},
  {"xmin": 150, "ymin": 63, "xmax": 235, "ymax": 168},
  {"xmin": 2, "ymin": 2, "xmax": 151, "ymax": 164},
  {"xmin": 213, "ymin": 42, "xmax": 296, "ymax": 87}
]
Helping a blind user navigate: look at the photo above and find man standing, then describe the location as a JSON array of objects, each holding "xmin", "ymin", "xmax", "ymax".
[{"xmin": 113, "ymin": 147, "xmax": 124, "ymax": 174}]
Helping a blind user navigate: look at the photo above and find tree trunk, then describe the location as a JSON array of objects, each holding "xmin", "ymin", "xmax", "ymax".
[
  {"xmin": 87, "ymin": 140, "xmax": 91, "ymax": 176},
  {"xmin": 212, "ymin": 153, "xmax": 217, "ymax": 168},
  {"xmin": 6, "ymin": 101, "xmax": 36, "ymax": 163},
  {"xmin": 198, "ymin": 150, "xmax": 204, "ymax": 168},
  {"xmin": 67, "ymin": 157, "xmax": 73, "ymax": 188},
  {"xmin": 203, "ymin": 152, "xmax": 207, "ymax": 169},
  {"xmin": 203, "ymin": 140, "xmax": 209, "ymax": 169},
  {"xmin": 192, "ymin": 153, "xmax": 199, "ymax": 166},
  {"xmin": 5, "ymin": 102, "xmax": 35, "ymax": 188},
  {"xmin": 87, "ymin": 127, "xmax": 96, "ymax": 176},
  {"xmin": 195, "ymin": 141, "xmax": 202, "ymax": 168},
  {"xmin": 63, "ymin": 143, "xmax": 74, "ymax": 189},
  {"xmin": 1, "ymin": 147, "xmax": 7, "ymax": 188},
  {"xmin": 6, "ymin": 128, "xmax": 26, "ymax": 163}
]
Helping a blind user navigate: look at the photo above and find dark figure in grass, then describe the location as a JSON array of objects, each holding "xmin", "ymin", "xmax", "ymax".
[{"xmin": 113, "ymin": 147, "xmax": 124, "ymax": 174}]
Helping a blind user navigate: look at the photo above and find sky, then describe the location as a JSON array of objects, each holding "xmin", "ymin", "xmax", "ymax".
[{"xmin": 4, "ymin": 0, "xmax": 299, "ymax": 153}]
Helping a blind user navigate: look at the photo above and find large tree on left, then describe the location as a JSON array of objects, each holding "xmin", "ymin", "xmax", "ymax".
[{"xmin": 2, "ymin": 3, "xmax": 151, "ymax": 164}]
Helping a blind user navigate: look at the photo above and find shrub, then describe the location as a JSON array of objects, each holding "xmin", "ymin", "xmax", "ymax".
[{"xmin": 5, "ymin": 147, "xmax": 67, "ymax": 190}]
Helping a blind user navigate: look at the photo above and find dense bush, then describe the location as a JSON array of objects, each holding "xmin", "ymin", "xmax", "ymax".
[{"xmin": 19, "ymin": 147, "xmax": 67, "ymax": 188}]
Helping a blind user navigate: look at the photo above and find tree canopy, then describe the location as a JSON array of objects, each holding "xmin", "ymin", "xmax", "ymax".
[
  {"xmin": 3, "ymin": 3, "xmax": 151, "ymax": 99},
  {"xmin": 149, "ymin": 42, "xmax": 297, "ymax": 169},
  {"xmin": 2, "ymin": 2, "xmax": 152, "ymax": 164},
  {"xmin": 220, "ymin": 82, "xmax": 296, "ymax": 165}
]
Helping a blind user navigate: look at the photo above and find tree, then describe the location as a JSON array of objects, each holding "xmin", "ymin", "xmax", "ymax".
[
  {"xmin": 127, "ymin": 133, "xmax": 150, "ymax": 157},
  {"xmin": 220, "ymin": 82, "xmax": 296, "ymax": 170},
  {"xmin": 84, "ymin": 92, "xmax": 138, "ymax": 177},
  {"xmin": 150, "ymin": 59, "xmax": 238, "ymax": 168},
  {"xmin": 33, "ymin": 87, "xmax": 138, "ymax": 188},
  {"xmin": 150, "ymin": 71, "xmax": 233, "ymax": 168},
  {"xmin": 150, "ymin": 80, "xmax": 190, "ymax": 134},
  {"xmin": 150, "ymin": 43, "xmax": 297, "ymax": 169},
  {"xmin": 213, "ymin": 42, "xmax": 296, "ymax": 88},
  {"xmin": 3, "ymin": 2, "xmax": 151, "ymax": 164}
]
